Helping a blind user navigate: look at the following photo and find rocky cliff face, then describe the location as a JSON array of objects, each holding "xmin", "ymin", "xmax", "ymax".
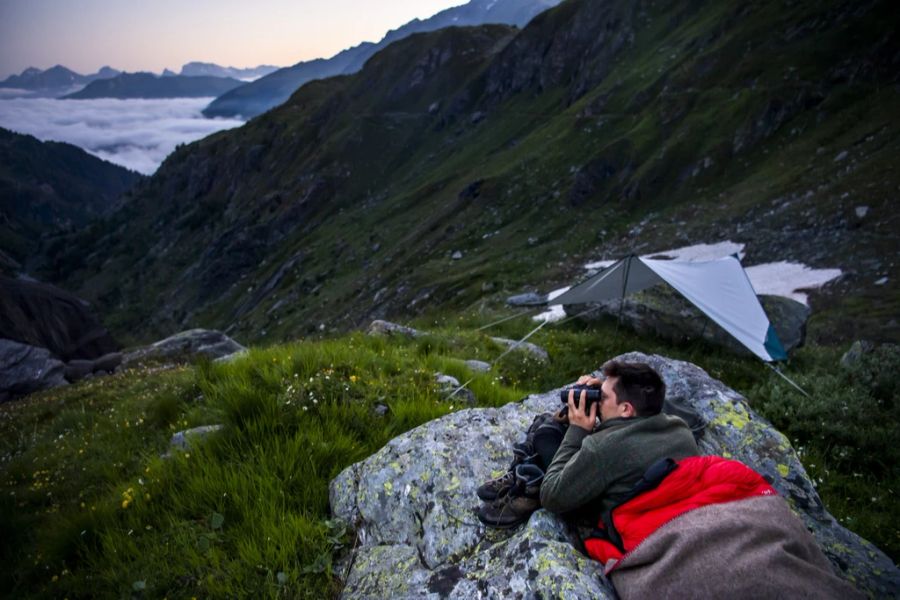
[
  {"xmin": 0, "ymin": 276, "xmax": 118, "ymax": 361},
  {"xmin": 329, "ymin": 353, "xmax": 899, "ymax": 598}
]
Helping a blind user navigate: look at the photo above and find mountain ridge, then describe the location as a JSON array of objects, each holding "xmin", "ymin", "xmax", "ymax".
[
  {"xmin": 63, "ymin": 72, "xmax": 245, "ymax": 100},
  {"xmin": 0, "ymin": 65, "xmax": 120, "ymax": 90},
  {"xmin": 179, "ymin": 62, "xmax": 279, "ymax": 80},
  {"xmin": 0, "ymin": 127, "xmax": 142, "ymax": 271},
  {"xmin": 201, "ymin": 0, "xmax": 561, "ymax": 119}
]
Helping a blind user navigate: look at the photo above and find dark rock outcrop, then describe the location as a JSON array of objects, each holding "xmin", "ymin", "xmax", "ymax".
[
  {"xmin": 121, "ymin": 329, "xmax": 245, "ymax": 367},
  {"xmin": 63, "ymin": 352, "xmax": 123, "ymax": 383},
  {"xmin": 0, "ymin": 276, "xmax": 119, "ymax": 361},
  {"xmin": 330, "ymin": 352, "xmax": 899, "ymax": 598},
  {"xmin": 0, "ymin": 339, "xmax": 67, "ymax": 401}
]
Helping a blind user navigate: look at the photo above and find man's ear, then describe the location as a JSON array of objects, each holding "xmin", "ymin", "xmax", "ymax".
[{"xmin": 619, "ymin": 402, "xmax": 635, "ymax": 418}]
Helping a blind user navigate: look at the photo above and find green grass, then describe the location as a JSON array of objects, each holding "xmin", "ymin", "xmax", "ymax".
[
  {"xmin": 0, "ymin": 331, "xmax": 536, "ymax": 598},
  {"xmin": 1, "ymin": 321, "xmax": 897, "ymax": 598}
]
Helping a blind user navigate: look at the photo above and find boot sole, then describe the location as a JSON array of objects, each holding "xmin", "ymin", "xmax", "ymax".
[{"xmin": 476, "ymin": 514, "xmax": 530, "ymax": 529}]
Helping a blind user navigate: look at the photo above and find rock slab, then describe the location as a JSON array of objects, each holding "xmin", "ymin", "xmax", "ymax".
[
  {"xmin": 0, "ymin": 338, "xmax": 67, "ymax": 401},
  {"xmin": 0, "ymin": 275, "xmax": 118, "ymax": 361},
  {"xmin": 122, "ymin": 329, "xmax": 245, "ymax": 367},
  {"xmin": 330, "ymin": 353, "xmax": 899, "ymax": 598}
]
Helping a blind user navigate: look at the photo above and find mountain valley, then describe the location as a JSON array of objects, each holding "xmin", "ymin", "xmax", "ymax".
[{"xmin": 32, "ymin": 0, "xmax": 898, "ymax": 348}]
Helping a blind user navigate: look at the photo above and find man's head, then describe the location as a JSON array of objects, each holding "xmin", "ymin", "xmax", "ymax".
[{"xmin": 599, "ymin": 361, "xmax": 666, "ymax": 420}]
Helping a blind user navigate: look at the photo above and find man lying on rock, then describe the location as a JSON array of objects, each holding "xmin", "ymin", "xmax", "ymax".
[{"xmin": 476, "ymin": 360, "xmax": 862, "ymax": 599}]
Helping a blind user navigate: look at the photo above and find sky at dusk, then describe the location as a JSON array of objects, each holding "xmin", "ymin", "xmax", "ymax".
[{"xmin": 0, "ymin": 0, "xmax": 464, "ymax": 79}]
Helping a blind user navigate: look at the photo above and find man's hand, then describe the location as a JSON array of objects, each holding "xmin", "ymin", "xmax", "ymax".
[
  {"xmin": 567, "ymin": 387, "xmax": 598, "ymax": 432},
  {"xmin": 576, "ymin": 374, "xmax": 602, "ymax": 387}
]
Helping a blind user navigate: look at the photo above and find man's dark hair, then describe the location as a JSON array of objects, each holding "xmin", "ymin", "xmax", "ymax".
[{"xmin": 602, "ymin": 361, "xmax": 665, "ymax": 416}]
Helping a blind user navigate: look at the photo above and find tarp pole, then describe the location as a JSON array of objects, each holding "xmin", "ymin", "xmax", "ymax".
[{"xmin": 616, "ymin": 255, "xmax": 633, "ymax": 331}]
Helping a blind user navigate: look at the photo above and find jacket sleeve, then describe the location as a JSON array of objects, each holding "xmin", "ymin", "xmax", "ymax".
[{"xmin": 540, "ymin": 426, "xmax": 611, "ymax": 514}]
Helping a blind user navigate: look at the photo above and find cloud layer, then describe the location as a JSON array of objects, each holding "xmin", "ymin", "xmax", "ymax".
[{"xmin": 0, "ymin": 97, "xmax": 244, "ymax": 174}]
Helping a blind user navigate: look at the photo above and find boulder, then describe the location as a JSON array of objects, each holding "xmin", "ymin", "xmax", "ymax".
[
  {"xmin": 122, "ymin": 329, "xmax": 245, "ymax": 367},
  {"xmin": 0, "ymin": 275, "xmax": 118, "ymax": 361},
  {"xmin": 505, "ymin": 292, "xmax": 547, "ymax": 307},
  {"xmin": 563, "ymin": 287, "xmax": 810, "ymax": 355},
  {"xmin": 435, "ymin": 372, "xmax": 476, "ymax": 405},
  {"xmin": 490, "ymin": 336, "xmax": 549, "ymax": 361},
  {"xmin": 759, "ymin": 295, "xmax": 811, "ymax": 351},
  {"xmin": 330, "ymin": 352, "xmax": 899, "ymax": 598},
  {"xmin": 366, "ymin": 320, "xmax": 424, "ymax": 338},
  {"xmin": 92, "ymin": 351, "xmax": 123, "ymax": 374},
  {"xmin": 464, "ymin": 360, "xmax": 491, "ymax": 373},
  {"xmin": 0, "ymin": 338, "xmax": 68, "ymax": 400},
  {"xmin": 64, "ymin": 359, "xmax": 95, "ymax": 382},
  {"xmin": 434, "ymin": 373, "xmax": 461, "ymax": 388},
  {"xmin": 63, "ymin": 352, "xmax": 123, "ymax": 383},
  {"xmin": 840, "ymin": 340, "xmax": 874, "ymax": 368},
  {"xmin": 166, "ymin": 425, "xmax": 224, "ymax": 454}
]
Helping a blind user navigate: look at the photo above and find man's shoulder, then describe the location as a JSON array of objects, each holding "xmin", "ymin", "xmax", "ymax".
[{"xmin": 586, "ymin": 414, "xmax": 694, "ymax": 448}]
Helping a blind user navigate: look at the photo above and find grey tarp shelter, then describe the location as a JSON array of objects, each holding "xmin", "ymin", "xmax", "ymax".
[{"xmin": 549, "ymin": 255, "xmax": 788, "ymax": 362}]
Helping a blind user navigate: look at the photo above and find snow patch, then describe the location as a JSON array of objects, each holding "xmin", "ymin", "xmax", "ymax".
[
  {"xmin": 744, "ymin": 262, "xmax": 842, "ymax": 304},
  {"xmin": 586, "ymin": 241, "xmax": 745, "ymax": 270},
  {"xmin": 584, "ymin": 259, "xmax": 616, "ymax": 270},
  {"xmin": 645, "ymin": 241, "xmax": 746, "ymax": 261},
  {"xmin": 533, "ymin": 286, "xmax": 571, "ymax": 322}
]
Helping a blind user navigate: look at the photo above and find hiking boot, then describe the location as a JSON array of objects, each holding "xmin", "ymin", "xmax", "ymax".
[
  {"xmin": 476, "ymin": 442, "xmax": 537, "ymax": 502},
  {"xmin": 476, "ymin": 470, "xmax": 515, "ymax": 502},
  {"xmin": 477, "ymin": 464, "xmax": 543, "ymax": 529},
  {"xmin": 511, "ymin": 441, "xmax": 536, "ymax": 463}
]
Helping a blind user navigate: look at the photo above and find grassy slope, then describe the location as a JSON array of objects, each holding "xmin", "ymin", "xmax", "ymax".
[{"xmin": 1, "ymin": 320, "xmax": 897, "ymax": 598}]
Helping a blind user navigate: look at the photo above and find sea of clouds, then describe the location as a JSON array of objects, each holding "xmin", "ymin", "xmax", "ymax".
[{"xmin": 0, "ymin": 97, "xmax": 244, "ymax": 175}]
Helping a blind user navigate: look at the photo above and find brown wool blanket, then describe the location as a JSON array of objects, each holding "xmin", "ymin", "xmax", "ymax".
[{"xmin": 609, "ymin": 495, "xmax": 865, "ymax": 599}]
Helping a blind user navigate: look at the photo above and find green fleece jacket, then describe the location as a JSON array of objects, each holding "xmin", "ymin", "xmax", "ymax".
[{"xmin": 540, "ymin": 414, "xmax": 699, "ymax": 515}]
